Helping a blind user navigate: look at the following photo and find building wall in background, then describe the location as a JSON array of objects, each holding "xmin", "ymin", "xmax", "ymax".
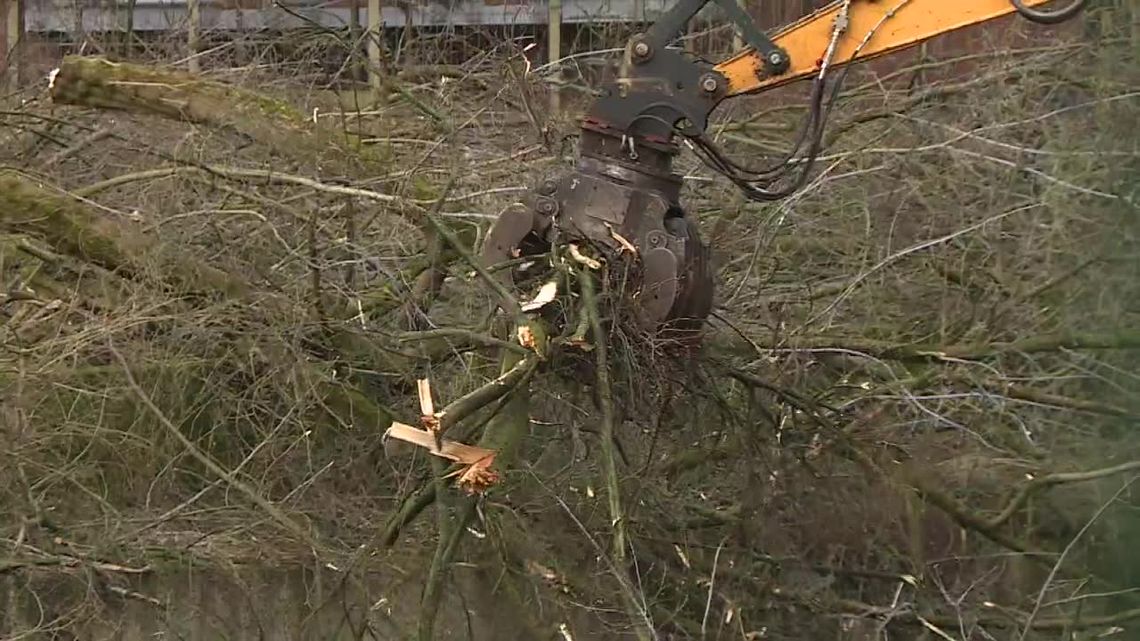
[{"xmin": 22, "ymin": 0, "xmax": 672, "ymax": 33}]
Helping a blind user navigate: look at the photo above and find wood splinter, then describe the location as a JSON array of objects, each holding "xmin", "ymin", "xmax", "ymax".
[{"xmin": 386, "ymin": 378, "xmax": 500, "ymax": 494}]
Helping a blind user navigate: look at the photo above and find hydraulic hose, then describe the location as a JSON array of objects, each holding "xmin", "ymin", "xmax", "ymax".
[{"xmin": 1010, "ymin": 0, "xmax": 1086, "ymax": 25}]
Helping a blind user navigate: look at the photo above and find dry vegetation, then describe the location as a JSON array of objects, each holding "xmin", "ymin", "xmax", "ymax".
[{"xmin": 2, "ymin": 4, "xmax": 1139, "ymax": 640}]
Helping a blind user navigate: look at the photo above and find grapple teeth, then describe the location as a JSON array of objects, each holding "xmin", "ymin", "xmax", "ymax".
[
  {"xmin": 639, "ymin": 247, "xmax": 681, "ymax": 328},
  {"xmin": 479, "ymin": 204, "xmax": 539, "ymax": 283},
  {"xmin": 481, "ymin": 129, "xmax": 714, "ymax": 340}
]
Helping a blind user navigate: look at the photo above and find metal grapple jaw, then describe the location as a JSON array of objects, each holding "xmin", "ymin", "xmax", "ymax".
[{"xmin": 480, "ymin": 127, "xmax": 714, "ymax": 337}]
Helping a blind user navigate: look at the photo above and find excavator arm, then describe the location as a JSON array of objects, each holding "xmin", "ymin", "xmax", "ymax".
[
  {"xmin": 480, "ymin": 0, "xmax": 1086, "ymax": 336},
  {"xmin": 718, "ymin": 0, "xmax": 1085, "ymax": 97}
]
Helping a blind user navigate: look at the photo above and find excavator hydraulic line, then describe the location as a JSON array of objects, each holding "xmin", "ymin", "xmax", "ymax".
[
  {"xmin": 480, "ymin": 0, "xmax": 1086, "ymax": 337},
  {"xmin": 715, "ymin": 0, "xmax": 1088, "ymax": 97}
]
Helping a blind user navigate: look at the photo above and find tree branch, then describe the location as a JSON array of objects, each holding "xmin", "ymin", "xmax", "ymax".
[
  {"xmin": 987, "ymin": 460, "xmax": 1140, "ymax": 529},
  {"xmin": 741, "ymin": 330, "xmax": 1140, "ymax": 362},
  {"xmin": 579, "ymin": 266, "xmax": 653, "ymax": 641},
  {"xmin": 1, "ymin": 172, "xmax": 249, "ymax": 298},
  {"xmin": 108, "ymin": 338, "xmax": 316, "ymax": 547}
]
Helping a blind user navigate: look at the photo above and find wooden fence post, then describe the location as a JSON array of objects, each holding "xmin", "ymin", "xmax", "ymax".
[
  {"xmin": 3, "ymin": 0, "xmax": 21, "ymax": 87},
  {"xmin": 187, "ymin": 0, "xmax": 200, "ymax": 72},
  {"xmin": 733, "ymin": 0, "xmax": 745, "ymax": 50},
  {"xmin": 368, "ymin": 0, "xmax": 382, "ymax": 92},
  {"xmin": 548, "ymin": 0, "xmax": 562, "ymax": 113},
  {"xmin": 1131, "ymin": 0, "xmax": 1140, "ymax": 58}
]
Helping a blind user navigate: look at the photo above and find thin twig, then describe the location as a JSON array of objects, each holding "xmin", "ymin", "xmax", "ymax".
[
  {"xmin": 1017, "ymin": 475, "xmax": 1138, "ymax": 640},
  {"xmin": 107, "ymin": 338, "xmax": 317, "ymax": 548},
  {"xmin": 578, "ymin": 266, "xmax": 653, "ymax": 641},
  {"xmin": 988, "ymin": 460, "xmax": 1140, "ymax": 528}
]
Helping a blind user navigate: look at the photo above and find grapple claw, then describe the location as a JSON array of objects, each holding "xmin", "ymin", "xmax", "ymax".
[
  {"xmin": 481, "ymin": 131, "xmax": 713, "ymax": 340},
  {"xmin": 479, "ymin": 203, "xmax": 538, "ymax": 282},
  {"xmin": 639, "ymin": 247, "xmax": 680, "ymax": 328}
]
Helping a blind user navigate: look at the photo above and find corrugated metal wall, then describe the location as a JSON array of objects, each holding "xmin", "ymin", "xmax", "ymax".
[
  {"xmin": 21, "ymin": 0, "xmax": 676, "ymax": 32},
  {"xmin": 18, "ymin": 0, "xmax": 835, "ymax": 34}
]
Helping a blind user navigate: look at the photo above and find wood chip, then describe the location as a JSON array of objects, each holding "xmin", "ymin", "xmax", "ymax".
[
  {"xmin": 605, "ymin": 223, "xmax": 638, "ymax": 255},
  {"xmin": 567, "ymin": 243, "xmax": 602, "ymax": 270},
  {"xmin": 417, "ymin": 378, "xmax": 440, "ymax": 432},
  {"xmin": 522, "ymin": 279, "xmax": 559, "ymax": 312},
  {"xmin": 517, "ymin": 324, "xmax": 536, "ymax": 349},
  {"xmin": 417, "ymin": 378, "xmax": 435, "ymax": 416}
]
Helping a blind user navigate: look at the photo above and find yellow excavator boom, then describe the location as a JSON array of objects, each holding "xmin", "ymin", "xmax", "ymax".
[
  {"xmin": 716, "ymin": 0, "xmax": 1077, "ymax": 97},
  {"xmin": 479, "ymin": 0, "xmax": 1086, "ymax": 333}
]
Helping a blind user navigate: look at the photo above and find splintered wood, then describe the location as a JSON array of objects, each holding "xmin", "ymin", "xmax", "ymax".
[
  {"xmin": 384, "ymin": 378, "xmax": 500, "ymax": 494},
  {"xmin": 604, "ymin": 222, "xmax": 638, "ymax": 255},
  {"xmin": 417, "ymin": 378, "xmax": 439, "ymax": 434},
  {"xmin": 567, "ymin": 243, "xmax": 602, "ymax": 270},
  {"xmin": 521, "ymin": 279, "xmax": 559, "ymax": 312}
]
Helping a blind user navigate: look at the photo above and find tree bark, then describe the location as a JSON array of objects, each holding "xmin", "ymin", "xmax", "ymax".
[
  {"xmin": 0, "ymin": 172, "xmax": 249, "ymax": 298},
  {"xmin": 48, "ymin": 56, "xmax": 384, "ymax": 174}
]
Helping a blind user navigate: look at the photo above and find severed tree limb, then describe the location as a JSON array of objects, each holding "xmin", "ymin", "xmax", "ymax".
[
  {"xmin": 580, "ymin": 267, "xmax": 627, "ymax": 560},
  {"xmin": 47, "ymin": 56, "xmax": 381, "ymax": 173},
  {"xmin": 379, "ymin": 346, "xmax": 538, "ymax": 548},
  {"xmin": 431, "ymin": 355, "xmax": 539, "ymax": 441},
  {"xmin": 469, "ymin": 348, "xmax": 536, "ymax": 465},
  {"xmin": 416, "ymin": 345, "xmax": 536, "ymax": 640},
  {"xmin": 736, "ymin": 330, "xmax": 1140, "ymax": 362},
  {"xmin": 1, "ymin": 172, "xmax": 249, "ymax": 298},
  {"xmin": 987, "ymin": 460, "xmax": 1140, "ymax": 529},
  {"xmin": 397, "ymin": 328, "xmax": 530, "ymax": 356},
  {"xmin": 769, "ymin": 587, "xmax": 1140, "ymax": 631},
  {"xmin": 47, "ymin": 62, "xmax": 478, "ymax": 314},
  {"xmin": 579, "ymin": 266, "xmax": 654, "ymax": 641}
]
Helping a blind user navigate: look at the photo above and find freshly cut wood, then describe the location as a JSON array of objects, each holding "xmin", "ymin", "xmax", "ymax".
[{"xmin": 385, "ymin": 421, "xmax": 499, "ymax": 494}]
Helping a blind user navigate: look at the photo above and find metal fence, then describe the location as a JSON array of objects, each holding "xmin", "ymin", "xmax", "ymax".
[{"xmin": 21, "ymin": 0, "xmax": 671, "ymax": 33}]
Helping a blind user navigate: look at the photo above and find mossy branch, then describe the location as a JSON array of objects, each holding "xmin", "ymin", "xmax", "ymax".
[
  {"xmin": 771, "ymin": 588, "xmax": 1140, "ymax": 632},
  {"xmin": 580, "ymin": 267, "xmax": 627, "ymax": 560},
  {"xmin": 987, "ymin": 460, "xmax": 1140, "ymax": 529},
  {"xmin": 745, "ymin": 330, "xmax": 1140, "ymax": 362},
  {"xmin": 417, "ymin": 344, "xmax": 535, "ymax": 640},
  {"xmin": 434, "ymin": 354, "xmax": 539, "ymax": 441},
  {"xmin": 0, "ymin": 172, "xmax": 249, "ymax": 298},
  {"xmin": 48, "ymin": 56, "xmax": 383, "ymax": 171},
  {"xmin": 380, "ymin": 344, "xmax": 538, "ymax": 548}
]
